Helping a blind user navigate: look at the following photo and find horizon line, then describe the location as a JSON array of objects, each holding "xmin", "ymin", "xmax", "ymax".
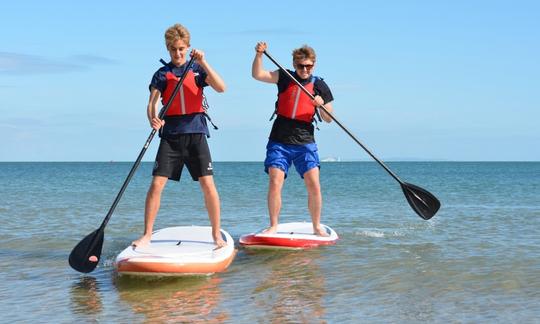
[{"xmin": 1, "ymin": 160, "xmax": 539, "ymax": 163}]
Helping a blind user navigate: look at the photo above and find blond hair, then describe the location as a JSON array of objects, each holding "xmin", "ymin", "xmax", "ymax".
[
  {"xmin": 292, "ymin": 45, "xmax": 316, "ymax": 62},
  {"xmin": 164, "ymin": 24, "xmax": 191, "ymax": 49}
]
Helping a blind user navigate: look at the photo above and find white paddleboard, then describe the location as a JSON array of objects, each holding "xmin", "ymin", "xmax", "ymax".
[
  {"xmin": 239, "ymin": 222, "xmax": 338, "ymax": 249},
  {"xmin": 115, "ymin": 226, "xmax": 236, "ymax": 276}
]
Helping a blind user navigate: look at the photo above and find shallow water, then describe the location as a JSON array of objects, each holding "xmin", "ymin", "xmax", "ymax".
[{"xmin": 1, "ymin": 162, "xmax": 539, "ymax": 322}]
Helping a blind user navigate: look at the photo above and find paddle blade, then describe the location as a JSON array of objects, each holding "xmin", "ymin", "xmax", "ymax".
[
  {"xmin": 401, "ymin": 182, "xmax": 441, "ymax": 220},
  {"xmin": 68, "ymin": 229, "xmax": 104, "ymax": 273}
]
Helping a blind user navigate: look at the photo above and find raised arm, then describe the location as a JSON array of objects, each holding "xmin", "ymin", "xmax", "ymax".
[
  {"xmin": 191, "ymin": 49, "xmax": 226, "ymax": 93},
  {"xmin": 252, "ymin": 42, "xmax": 279, "ymax": 83}
]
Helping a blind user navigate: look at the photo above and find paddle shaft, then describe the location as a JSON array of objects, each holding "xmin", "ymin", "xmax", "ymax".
[
  {"xmin": 97, "ymin": 56, "xmax": 196, "ymax": 231},
  {"xmin": 263, "ymin": 51, "xmax": 404, "ymax": 185}
]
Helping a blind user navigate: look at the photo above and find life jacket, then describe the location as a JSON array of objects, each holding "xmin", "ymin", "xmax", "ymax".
[
  {"xmin": 158, "ymin": 59, "xmax": 218, "ymax": 130},
  {"xmin": 274, "ymin": 76, "xmax": 322, "ymax": 123},
  {"xmin": 161, "ymin": 66, "xmax": 204, "ymax": 117}
]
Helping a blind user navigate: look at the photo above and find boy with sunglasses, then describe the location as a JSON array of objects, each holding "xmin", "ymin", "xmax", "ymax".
[{"xmin": 252, "ymin": 42, "xmax": 334, "ymax": 236}]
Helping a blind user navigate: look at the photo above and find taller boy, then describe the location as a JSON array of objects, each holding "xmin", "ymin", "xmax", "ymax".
[
  {"xmin": 252, "ymin": 42, "xmax": 334, "ymax": 236},
  {"xmin": 132, "ymin": 24, "xmax": 226, "ymax": 248}
]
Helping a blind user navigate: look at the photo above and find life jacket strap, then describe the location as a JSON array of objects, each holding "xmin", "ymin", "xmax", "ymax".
[{"xmin": 202, "ymin": 94, "xmax": 218, "ymax": 130}]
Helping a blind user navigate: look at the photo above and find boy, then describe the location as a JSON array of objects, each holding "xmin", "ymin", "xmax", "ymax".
[
  {"xmin": 251, "ymin": 42, "xmax": 334, "ymax": 236},
  {"xmin": 132, "ymin": 24, "xmax": 226, "ymax": 248}
]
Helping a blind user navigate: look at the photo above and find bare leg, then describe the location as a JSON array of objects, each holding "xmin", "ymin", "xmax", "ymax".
[
  {"xmin": 132, "ymin": 176, "xmax": 168, "ymax": 247},
  {"xmin": 199, "ymin": 175, "xmax": 226, "ymax": 248},
  {"xmin": 304, "ymin": 168, "xmax": 329, "ymax": 237},
  {"xmin": 265, "ymin": 167, "xmax": 285, "ymax": 234}
]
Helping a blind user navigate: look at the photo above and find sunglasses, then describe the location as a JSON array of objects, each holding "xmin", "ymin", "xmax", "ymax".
[{"xmin": 296, "ymin": 63, "xmax": 314, "ymax": 70}]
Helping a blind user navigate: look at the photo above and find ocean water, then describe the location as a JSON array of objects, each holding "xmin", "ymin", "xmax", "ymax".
[{"xmin": 0, "ymin": 161, "xmax": 539, "ymax": 323}]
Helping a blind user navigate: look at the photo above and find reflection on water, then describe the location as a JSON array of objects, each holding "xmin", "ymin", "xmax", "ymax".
[
  {"xmin": 70, "ymin": 276, "xmax": 103, "ymax": 316},
  {"xmin": 246, "ymin": 250, "xmax": 327, "ymax": 323},
  {"xmin": 115, "ymin": 275, "xmax": 228, "ymax": 323}
]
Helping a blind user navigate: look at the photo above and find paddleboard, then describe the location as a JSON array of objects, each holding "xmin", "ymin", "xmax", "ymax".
[
  {"xmin": 239, "ymin": 222, "xmax": 338, "ymax": 249},
  {"xmin": 115, "ymin": 226, "xmax": 236, "ymax": 276}
]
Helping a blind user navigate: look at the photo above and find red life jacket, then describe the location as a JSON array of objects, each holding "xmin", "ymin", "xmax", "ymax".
[
  {"xmin": 276, "ymin": 77, "xmax": 316, "ymax": 123},
  {"xmin": 162, "ymin": 70, "xmax": 204, "ymax": 116}
]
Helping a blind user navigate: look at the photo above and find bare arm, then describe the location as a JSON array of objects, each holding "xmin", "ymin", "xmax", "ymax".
[
  {"xmin": 147, "ymin": 87, "xmax": 165, "ymax": 129},
  {"xmin": 252, "ymin": 41, "xmax": 279, "ymax": 83},
  {"xmin": 312, "ymin": 95, "xmax": 334, "ymax": 123},
  {"xmin": 319, "ymin": 101, "xmax": 334, "ymax": 123},
  {"xmin": 192, "ymin": 49, "xmax": 226, "ymax": 93}
]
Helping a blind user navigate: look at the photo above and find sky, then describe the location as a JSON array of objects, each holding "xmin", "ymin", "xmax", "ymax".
[{"xmin": 1, "ymin": 1, "xmax": 538, "ymax": 161}]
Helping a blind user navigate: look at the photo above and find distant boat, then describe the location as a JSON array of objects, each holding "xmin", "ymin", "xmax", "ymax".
[{"xmin": 321, "ymin": 157, "xmax": 341, "ymax": 162}]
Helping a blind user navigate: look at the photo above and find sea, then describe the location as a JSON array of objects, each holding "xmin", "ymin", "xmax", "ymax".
[{"xmin": 0, "ymin": 161, "xmax": 539, "ymax": 323}]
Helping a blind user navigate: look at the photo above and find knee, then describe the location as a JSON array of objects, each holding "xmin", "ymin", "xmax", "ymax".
[
  {"xmin": 307, "ymin": 184, "xmax": 321, "ymax": 196},
  {"xmin": 199, "ymin": 176, "xmax": 217, "ymax": 196},
  {"xmin": 268, "ymin": 177, "xmax": 284, "ymax": 192},
  {"xmin": 148, "ymin": 178, "xmax": 166, "ymax": 195},
  {"xmin": 305, "ymin": 179, "xmax": 321, "ymax": 195}
]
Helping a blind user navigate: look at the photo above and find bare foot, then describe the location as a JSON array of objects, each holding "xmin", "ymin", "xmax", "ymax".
[
  {"xmin": 132, "ymin": 234, "xmax": 152, "ymax": 247},
  {"xmin": 314, "ymin": 226, "xmax": 330, "ymax": 237},
  {"xmin": 261, "ymin": 225, "xmax": 278, "ymax": 235}
]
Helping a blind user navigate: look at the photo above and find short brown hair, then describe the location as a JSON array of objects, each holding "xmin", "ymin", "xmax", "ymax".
[
  {"xmin": 292, "ymin": 45, "xmax": 316, "ymax": 62},
  {"xmin": 164, "ymin": 24, "xmax": 191, "ymax": 49}
]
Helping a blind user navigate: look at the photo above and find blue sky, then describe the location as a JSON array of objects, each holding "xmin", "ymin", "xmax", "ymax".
[{"xmin": 1, "ymin": 1, "xmax": 538, "ymax": 161}]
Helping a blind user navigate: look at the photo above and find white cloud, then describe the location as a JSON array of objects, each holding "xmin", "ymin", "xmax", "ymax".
[{"xmin": 0, "ymin": 52, "xmax": 118, "ymax": 75}]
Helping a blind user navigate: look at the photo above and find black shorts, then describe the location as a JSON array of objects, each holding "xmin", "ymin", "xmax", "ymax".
[{"xmin": 152, "ymin": 134, "xmax": 213, "ymax": 181}]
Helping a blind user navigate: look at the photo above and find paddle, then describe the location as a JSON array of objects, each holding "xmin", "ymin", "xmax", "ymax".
[
  {"xmin": 68, "ymin": 55, "xmax": 196, "ymax": 273},
  {"xmin": 263, "ymin": 51, "xmax": 440, "ymax": 220}
]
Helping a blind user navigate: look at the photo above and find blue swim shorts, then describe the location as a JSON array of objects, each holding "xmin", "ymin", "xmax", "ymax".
[{"xmin": 264, "ymin": 140, "xmax": 320, "ymax": 178}]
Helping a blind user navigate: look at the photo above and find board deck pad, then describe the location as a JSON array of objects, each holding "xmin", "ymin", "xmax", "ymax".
[
  {"xmin": 115, "ymin": 226, "xmax": 236, "ymax": 276},
  {"xmin": 239, "ymin": 222, "xmax": 338, "ymax": 249}
]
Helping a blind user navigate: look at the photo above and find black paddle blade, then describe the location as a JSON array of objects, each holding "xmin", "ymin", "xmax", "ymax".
[
  {"xmin": 68, "ymin": 229, "xmax": 104, "ymax": 273},
  {"xmin": 401, "ymin": 182, "xmax": 441, "ymax": 220}
]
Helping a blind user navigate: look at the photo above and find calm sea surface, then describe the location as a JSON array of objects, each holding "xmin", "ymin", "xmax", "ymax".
[{"xmin": 0, "ymin": 162, "xmax": 539, "ymax": 323}]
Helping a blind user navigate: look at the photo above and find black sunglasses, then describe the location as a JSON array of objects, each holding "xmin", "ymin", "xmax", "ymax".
[{"xmin": 296, "ymin": 63, "xmax": 314, "ymax": 70}]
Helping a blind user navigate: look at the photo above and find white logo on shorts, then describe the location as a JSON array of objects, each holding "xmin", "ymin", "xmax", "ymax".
[{"xmin": 207, "ymin": 162, "xmax": 213, "ymax": 171}]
